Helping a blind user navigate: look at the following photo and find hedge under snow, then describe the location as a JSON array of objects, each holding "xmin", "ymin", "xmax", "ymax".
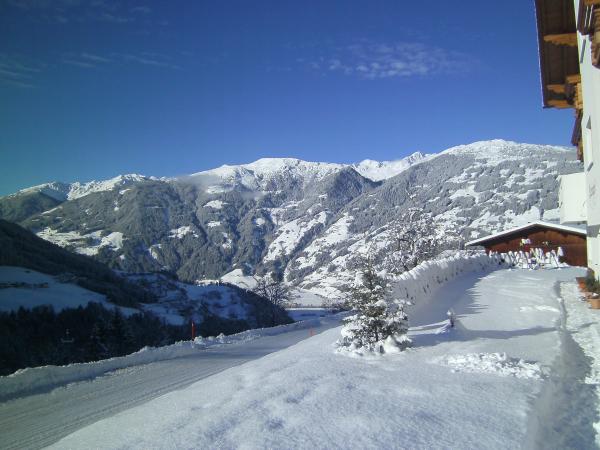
[{"xmin": 389, "ymin": 252, "xmax": 504, "ymax": 309}]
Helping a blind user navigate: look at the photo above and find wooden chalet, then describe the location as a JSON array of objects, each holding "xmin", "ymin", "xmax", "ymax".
[{"xmin": 466, "ymin": 221, "xmax": 587, "ymax": 266}]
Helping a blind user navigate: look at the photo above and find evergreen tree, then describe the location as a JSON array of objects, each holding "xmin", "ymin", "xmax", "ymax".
[
  {"xmin": 108, "ymin": 309, "xmax": 135, "ymax": 356},
  {"xmin": 87, "ymin": 323, "xmax": 108, "ymax": 361},
  {"xmin": 338, "ymin": 256, "xmax": 410, "ymax": 354}
]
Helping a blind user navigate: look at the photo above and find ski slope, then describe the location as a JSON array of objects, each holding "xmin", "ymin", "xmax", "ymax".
[{"xmin": 0, "ymin": 316, "xmax": 341, "ymax": 450}]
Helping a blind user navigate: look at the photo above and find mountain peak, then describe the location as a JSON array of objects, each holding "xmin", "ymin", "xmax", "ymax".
[
  {"xmin": 8, "ymin": 174, "xmax": 149, "ymax": 202},
  {"xmin": 352, "ymin": 151, "xmax": 432, "ymax": 181},
  {"xmin": 438, "ymin": 139, "xmax": 573, "ymax": 164}
]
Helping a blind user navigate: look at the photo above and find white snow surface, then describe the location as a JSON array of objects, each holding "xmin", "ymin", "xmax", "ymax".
[
  {"xmin": 0, "ymin": 266, "xmax": 106, "ymax": 312},
  {"xmin": 36, "ymin": 228, "xmax": 124, "ymax": 256},
  {"xmin": 264, "ymin": 211, "xmax": 328, "ymax": 262},
  {"xmin": 559, "ymin": 282, "xmax": 600, "ymax": 448},
  {"xmin": 0, "ymin": 316, "xmax": 341, "ymax": 449},
  {"xmin": 12, "ymin": 174, "xmax": 148, "ymax": 201},
  {"xmin": 438, "ymin": 352, "xmax": 544, "ymax": 379},
  {"xmin": 168, "ymin": 226, "xmax": 198, "ymax": 239},
  {"xmin": 203, "ymin": 199, "xmax": 227, "ymax": 209},
  {"xmin": 0, "ymin": 266, "xmax": 136, "ymax": 315},
  {"xmin": 352, "ymin": 151, "xmax": 433, "ymax": 181},
  {"xmin": 219, "ymin": 269, "xmax": 257, "ymax": 289},
  {"xmin": 0, "ymin": 317, "xmax": 331, "ymax": 402},
  {"xmin": 186, "ymin": 158, "xmax": 344, "ymax": 193},
  {"xmin": 440, "ymin": 139, "xmax": 571, "ymax": 163},
  {"xmin": 39, "ymin": 263, "xmax": 595, "ymax": 450},
  {"xmin": 182, "ymin": 151, "xmax": 435, "ymax": 194}
]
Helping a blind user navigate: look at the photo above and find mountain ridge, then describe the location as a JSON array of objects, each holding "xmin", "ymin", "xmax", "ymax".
[{"xmin": 0, "ymin": 139, "xmax": 582, "ymax": 298}]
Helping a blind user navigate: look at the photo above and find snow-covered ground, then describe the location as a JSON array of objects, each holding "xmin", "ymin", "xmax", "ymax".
[
  {"xmin": 36, "ymin": 228, "xmax": 125, "ymax": 256},
  {"xmin": 0, "ymin": 316, "xmax": 342, "ymax": 449},
  {"xmin": 35, "ymin": 266, "xmax": 600, "ymax": 450},
  {"xmin": 0, "ymin": 266, "xmax": 136, "ymax": 315},
  {"xmin": 557, "ymin": 282, "xmax": 600, "ymax": 448},
  {"xmin": 286, "ymin": 307, "xmax": 334, "ymax": 322}
]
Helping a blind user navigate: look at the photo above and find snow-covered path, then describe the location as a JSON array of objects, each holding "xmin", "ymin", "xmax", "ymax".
[
  {"xmin": 0, "ymin": 317, "xmax": 341, "ymax": 450},
  {"xmin": 47, "ymin": 267, "xmax": 597, "ymax": 450}
]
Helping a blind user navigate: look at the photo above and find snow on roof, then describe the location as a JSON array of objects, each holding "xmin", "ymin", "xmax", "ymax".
[{"xmin": 465, "ymin": 221, "xmax": 586, "ymax": 247}]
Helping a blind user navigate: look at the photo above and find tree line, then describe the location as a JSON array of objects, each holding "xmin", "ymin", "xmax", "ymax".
[{"xmin": 0, "ymin": 302, "xmax": 255, "ymax": 376}]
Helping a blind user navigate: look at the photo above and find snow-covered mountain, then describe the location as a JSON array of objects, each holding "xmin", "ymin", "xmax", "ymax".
[
  {"xmin": 0, "ymin": 140, "xmax": 582, "ymax": 299},
  {"xmin": 352, "ymin": 151, "xmax": 432, "ymax": 181},
  {"xmin": 13, "ymin": 174, "xmax": 150, "ymax": 202},
  {"xmin": 184, "ymin": 158, "xmax": 345, "ymax": 194}
]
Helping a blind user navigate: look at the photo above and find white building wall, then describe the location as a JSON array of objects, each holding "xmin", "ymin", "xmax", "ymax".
[
  {"xmin": 575, "ymin": 0, "xmax": 600, "ymax": 276},
  {"xmin": 559, "ymin": 172, "xmax": 587, "ymax": 223}
]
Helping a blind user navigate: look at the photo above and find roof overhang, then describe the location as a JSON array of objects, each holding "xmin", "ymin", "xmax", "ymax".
[
  {"xmin": 466, "ymin": 220, "xmax": 586, "ymax": 247},
  {"xmin": 534, "ymin": 0, "xmax": 580, "ymax": 108}
]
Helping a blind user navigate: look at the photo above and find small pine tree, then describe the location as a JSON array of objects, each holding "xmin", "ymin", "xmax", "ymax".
[{"xmin": 338, "ymin": 256, "xmax": 410, "ymax": 354}]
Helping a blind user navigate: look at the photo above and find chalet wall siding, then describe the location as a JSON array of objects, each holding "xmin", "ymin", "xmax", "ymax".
[{"xmin": 476, "ymin": 226, "xmax": 587, "ymax": 266}]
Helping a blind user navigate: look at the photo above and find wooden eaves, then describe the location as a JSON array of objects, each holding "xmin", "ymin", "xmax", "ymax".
[
  {"xmin": 535, "ymin": 0, "xmax": 584, "ymax": 160},
  {"xmin": 534, "ymin": 0, "xmax": 580, "ymax": 109}
]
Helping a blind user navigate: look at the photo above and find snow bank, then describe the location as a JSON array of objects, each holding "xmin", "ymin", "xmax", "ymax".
[
  {"xmin": 560, "ymin": 282, "xmax": 600, "ymax": 446},
  {"xmin": 0, "ymin": 316, "xmax": 329, "ymax": 401},
  {"xmin": 193, "ymin": 317, "xmax": 323, "ymax": 347},
  {"xmin": 437, "ymin": 352, "xmax": 544, "ymax": 379},
  {"xmin": 390, "ymin": 253, "xmax": 502, "ymax": 307}
]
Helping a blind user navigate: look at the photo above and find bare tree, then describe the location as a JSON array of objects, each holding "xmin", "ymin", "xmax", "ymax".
[
  {"xmin": 253, "ymin": 272, "xmax": 292, "ymax": 308},
  {"xmin": 385, "ymin": 208, "xmax": 438, "ymax": 274}
]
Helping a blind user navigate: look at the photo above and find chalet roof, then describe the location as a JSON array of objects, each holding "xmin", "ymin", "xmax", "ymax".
[
  {"xmin": 534, "ymin": 0, "xmax": 580, "ymax": 108},
  {"xmin": 465, "ymin": 221, "xmax": 586, "ymax": 247}
]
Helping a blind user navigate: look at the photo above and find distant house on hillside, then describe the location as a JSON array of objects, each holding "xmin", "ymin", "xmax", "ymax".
[
  {"xmin": 466, "ymin": 221, "xmax": 587, "ymax": 266},
  {"xmin": 534, "ymin": 0, "xmax": 600, "ymax": 276}
]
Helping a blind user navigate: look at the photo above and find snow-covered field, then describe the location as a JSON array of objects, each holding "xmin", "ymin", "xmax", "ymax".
[
  {"xmin": 39, "ymin": 266, "xmax": 599, "ymax": 450},
  {"xmin": 0, "ymin": 266, "xmax": 135, "ymax": 314}
]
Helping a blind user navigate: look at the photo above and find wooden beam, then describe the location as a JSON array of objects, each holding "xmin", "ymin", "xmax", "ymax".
[
  {"xmin": 575, "ymin": 83, "xmax": 584, "ymax": 110},
  {"xmin": 547, "ymin": 84, "xmax": 566, "ymax": 94},
  {"xmin": 543, "ymin": 33, "xmax": 578, "ymax": 46},
  {"xmin": 548, "ymin": 99, "xmax": 573, "ymax": 108},
  {"xmin": 584, "ymin": 0, "xmax": 600, "ymax": 6},
  {"xmin": 566, "ymin": 74, "xmax": 582, "ymax": 85}
]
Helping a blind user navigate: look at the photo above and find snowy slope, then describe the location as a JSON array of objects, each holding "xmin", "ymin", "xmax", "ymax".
[
  {"xmin": 185, "ymin": 157, "xmax": 345, "ymax": 193},
  {"xmin": 119, "ymin": 272, "xmax": 290, "ymax": 327},
  {"xmin": 0, "ymin": 266, "xmax": 136, "ymax": 314},
  {"xmin": 45, "ymin": 267, "xmax": 594, "ymax": 450}
]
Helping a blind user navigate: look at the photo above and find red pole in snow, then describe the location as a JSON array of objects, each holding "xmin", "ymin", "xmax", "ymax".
[{"xmin": 191, "ymin": 321, "xmax": 195, "ymax": 340}]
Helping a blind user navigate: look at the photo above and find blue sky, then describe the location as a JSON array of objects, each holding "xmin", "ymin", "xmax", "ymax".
[{"xmin": 0, "ymin": 0, "xmax": 575, "ymax": 196}]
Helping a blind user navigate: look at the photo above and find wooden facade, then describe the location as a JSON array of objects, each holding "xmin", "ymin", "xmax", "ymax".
[
  {"xmin": 535, "ymin": 0, "xmax": 584, "ymax": 159},
  {"xmin": 467, "ymin": 223, "xmax": 587, "ymax": 267}
]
